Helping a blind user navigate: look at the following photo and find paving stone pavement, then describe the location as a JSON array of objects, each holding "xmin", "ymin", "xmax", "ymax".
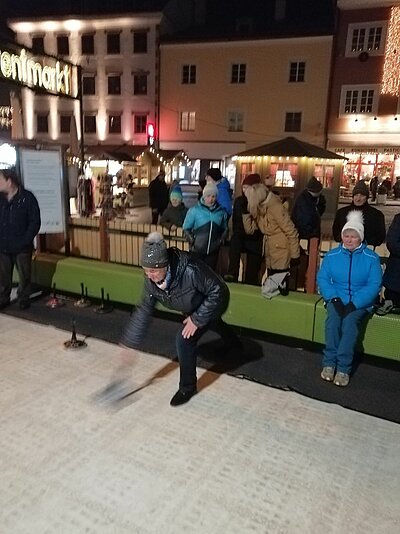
[{"xmin": 1, "ymin": 315, "xmax": 399, "ymax": 534}]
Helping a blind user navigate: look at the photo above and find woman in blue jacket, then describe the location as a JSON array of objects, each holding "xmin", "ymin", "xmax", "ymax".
[
  {"xmin": 183, "ymin": 182, "xmax": 228, "ymax": 271},
  {"xmin": 317, "ymin": 211, "xmax": 382, "ymax": 387}
]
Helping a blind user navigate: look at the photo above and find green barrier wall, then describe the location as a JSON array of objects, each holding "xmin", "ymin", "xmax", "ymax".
[
  {"xmin": 313, "ymin": 300, "xmax": 400, "ymax": 362},
  {"xmin": 30, "ymin": 254, "xmax": 400, "ymax": 360}
]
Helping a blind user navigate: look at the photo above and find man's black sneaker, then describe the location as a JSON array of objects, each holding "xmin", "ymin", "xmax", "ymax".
[
  {"xmin": 170, "ymin": 389, "xmax": 197, "ymax": 407},
  {"xmin": 0, "ymin": 300, "xmax": 10, "ymax": 310},
  {"xmin": 223, "ymin": 274, "xmax": 236, "ymax": 283},
  {"xmin": 19, "ymin": 300, "xmax": 30, "ymax": 310}
]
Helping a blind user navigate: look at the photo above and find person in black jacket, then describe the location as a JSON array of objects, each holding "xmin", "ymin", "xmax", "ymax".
[
  {"xmin": 224, "ymin": 173, "xmax": 263, "ymax": 285},
  {"xmin": 332, "ymin": 180, "xmax": 385, "ymax": 247},
  {"xmin": 0, "ymin": 167, "xmax": 41, "ymax": 310},
  {"xmin": 114, "ymin": 232, "xmax": 239, "ymax": 406},
  {"xmin": 148, "ymin": 171, "xmax": 169, "ymax": 224},
  {"xmin": 382, "ymin": 213, "xmax": 400, "ymax": 307},
  {"xmin": 292, "ymin": 176, "xmax": 326, "ymax": 240}
]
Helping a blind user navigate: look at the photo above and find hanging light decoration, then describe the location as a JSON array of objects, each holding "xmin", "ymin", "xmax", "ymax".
[{"xmin": 382, "ymin": 6, "xmax": 400, "ymax": 95}]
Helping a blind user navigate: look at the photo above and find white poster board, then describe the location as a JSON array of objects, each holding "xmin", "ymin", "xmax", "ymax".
[{"xmin": 20, "ymin": 148, "xmax": 65, "ymax": 234}]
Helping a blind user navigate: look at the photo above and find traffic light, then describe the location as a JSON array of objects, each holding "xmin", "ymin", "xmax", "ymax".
[{"xmin": 146, "ymin": 122, "xmax": 155, "ymax": 146}]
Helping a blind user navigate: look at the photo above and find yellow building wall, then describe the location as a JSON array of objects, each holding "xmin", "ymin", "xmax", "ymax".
[{"xmin": 160, "ymin": 36, "xmax": 333, "ymax": 148}]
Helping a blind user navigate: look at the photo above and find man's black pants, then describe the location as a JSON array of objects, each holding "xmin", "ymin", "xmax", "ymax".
[
  {"xmin": 0, "ymin": 251, "xmax": 32, "ymax": 305},
  {"xmin": 175, "ymin": 317, "xmax": 239, "ymax": 393}
]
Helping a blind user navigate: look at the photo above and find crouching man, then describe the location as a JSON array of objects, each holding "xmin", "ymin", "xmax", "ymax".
[{"xmin": 119, "ymin": 232, "xmax": 239, "ymax": 406}]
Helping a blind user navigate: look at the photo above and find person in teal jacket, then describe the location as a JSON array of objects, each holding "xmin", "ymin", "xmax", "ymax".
[
  {"xmin": 317, "ymin": 210, "xmax": 382, "ymax": 387},
  {"xmin": 183, "ymin": 182, "xmax": 228, "ymax": 271}
]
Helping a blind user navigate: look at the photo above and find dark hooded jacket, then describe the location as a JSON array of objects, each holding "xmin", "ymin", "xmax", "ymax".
[
  {"xmin": 0, "ymin": 187, "xmax": 41, "ymax": 254},
  {"xmin": 332, "ymin": 202, "xmax": 385, "ymax": 247},
  {"xmin": 121, "ymin": 248, "xmax": 230, "ymax": 348},
  {"xmin": 382, "ymin": 214, "xmax": 400, "ymax": 293},
  {"xmin": 291, "ymin": 190, "xmax": 326, "ymax": 239}
]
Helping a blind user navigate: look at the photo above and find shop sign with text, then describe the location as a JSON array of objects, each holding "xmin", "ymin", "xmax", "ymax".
[{"xmin": 0, "ymin": 42, "xmax": 77, "ymax": 98}]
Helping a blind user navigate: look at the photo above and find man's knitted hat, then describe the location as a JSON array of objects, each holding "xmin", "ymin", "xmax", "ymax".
[
  {"xmin": 341, "ymin": 210, "xmax": 364, "ymax": 241},
  {"xmin": 206, "ymin": 168, "xmax": 222, "ymax": 182},
  {"xmin": 141, "ymin": 232, "xmax": 169, "ymax": 268},
  {"xmin": 306, "ymin": 176, "xmax": 323, "ymax": 193},
  {"xmin": 352, "ymin": 181, "xmax": 369, "ymax": 197}
]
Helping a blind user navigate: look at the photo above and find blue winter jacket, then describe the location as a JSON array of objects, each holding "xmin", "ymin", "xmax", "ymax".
[
  {"xmin": 317, "ymin": 243, "xmax": 382, "ymax": 309},
  {"xmin": 183, "ymin": 199, "xmax": 228, "ymax": 255},
  {"xmin": 216, "ymin": 177, "xmax": 233, "ymax": 216}
]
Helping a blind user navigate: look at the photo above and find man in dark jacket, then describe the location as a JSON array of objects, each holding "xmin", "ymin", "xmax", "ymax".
[
  {"xmin": 292, "ymin": 176, "xmax": 326, "ymax": 240},
  {"xmin": 332, "ymin": 180, "xmax": 385, "ymax": 247},
  {"xmin": 0, "ymin": 167, "xmax": 41, "ymax": 310},
  {"xmin": 382, "ymin": 213, "xmax": 400, "ymax": 307},
  {"xmin": 224, "ymin": 173, "xmax": 263, "ymax": 285},
  {"xmin": 148, "ymin": 171, "xmax": 169, "ymax": 224},
  {"xmin": 118, "ymin": 232, "xmax": 238, "ymax": 406}
]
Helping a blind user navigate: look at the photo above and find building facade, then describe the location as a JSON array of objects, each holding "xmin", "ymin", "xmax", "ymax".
[
  {"xmin": 9, "ymin": 13, "xmax": 162, "ymax": 149},
  {"xmin": 327, "ymin": 0, "xmax": 400, "ymax": 192}
]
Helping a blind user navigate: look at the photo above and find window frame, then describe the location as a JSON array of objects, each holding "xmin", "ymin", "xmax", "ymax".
[
  {"xmin": 133, "ymin": 30, "xmax": 148, "ymax": 54},
  {"xmin": 345, "ymin": 21, "xmax": 387, "ymax": 57},
  {"xmin": 108, "ymin": 113, "xmax": 122, "ymax": 134},
  {"xmin": 289, "ymin": 61, "xmax": 306, "ymax": 83},
  {"xmin": 81, "ymin": 33, "xmax": 95, "ymax": 55},
  {"xmin": 230, "ymin": 63, "xmax": 246, "ymax": 84},
  {"xmin": 84, "ymin": 114, "xmax": 96, "ymax": 134},
  {"xmin": 339, "ymin": 84, "xmax": 379, "ymax": 115},
  {"xmin": 60, "ymin": 114, "xmax": 72, "ymax": 134},
  {"xmin": 56, "ymin": 35, "xmax": 69, "ymax": 56},
  {"xmin": 82, "ymin": 74, "xmax": 96, "ymax": 96},
  {"xmin": 107, "ymin": 74, "xmax": 121, "ymax": 95},
  {"xmin": 134, "ymin": 114, "xmax": 147, "ymax": 134},
  {"xmin": 284, "ymin": 111, "xmax": 302, "ymax": 133},
  {"xmin": 36, "ymin": 113, "xmax": 48, "ymax": 133},
  {"xmin": 227, "ymin": 110, "xmax": 244, "ymax": 132},
  {"xmin": 106, "ymin": 32, "xmax": 121, "ymax": 55},
  {"xmin": 180, "ymin": 111, "xmax": 196, "ymax": 131},
  {"xmin": 133, "ymin": 73, "xmax": 148, "ymax": 95},
  {"xmin": 31, "ymin": 36, "xmax": 44, "ymax": 54},
  {"xmin": 182, "ymin": 64, "xmax": 197, "ymax": 85}
]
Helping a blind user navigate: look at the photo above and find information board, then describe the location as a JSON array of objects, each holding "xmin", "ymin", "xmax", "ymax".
[{"xmin": 20, "ymin": 148, "xmax": 65, "ymax": 234}]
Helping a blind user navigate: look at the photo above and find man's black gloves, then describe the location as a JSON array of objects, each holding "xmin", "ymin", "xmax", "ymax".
[
  {"xmin": 342, "ymin": 302, "xmax": 356, "ymax": 317},
  {"xmin": 331, "ymin": 297, "xmax": 345, "ymax": 316},
  {"xmin": 330, "ymin": 298, "xmax": 356, "ymax": 317}
]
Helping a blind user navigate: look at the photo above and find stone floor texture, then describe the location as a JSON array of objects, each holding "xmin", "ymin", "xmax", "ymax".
[{"xmin": 1, "ymin": 315, "xmax": 399, "ymax": 534}]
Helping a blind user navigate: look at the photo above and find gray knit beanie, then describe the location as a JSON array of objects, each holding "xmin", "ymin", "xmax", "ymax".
[{"xmin": 141, "ymin": 232, "xmax": 169, "ymax": 268}]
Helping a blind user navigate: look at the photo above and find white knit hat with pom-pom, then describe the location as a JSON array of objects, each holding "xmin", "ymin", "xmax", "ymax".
[{"xmin": 341, "ymin": 210, "xmax": 364, "ymax": 241}]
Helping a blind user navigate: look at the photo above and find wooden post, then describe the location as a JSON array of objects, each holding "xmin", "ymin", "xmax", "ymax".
[
  {"xmin": 305, "ymin": 237, "xmax": 319, "ymax": 294},
  {"xmin": 99, "ymin": 215, "xmax": 109, "ymax": 262}
]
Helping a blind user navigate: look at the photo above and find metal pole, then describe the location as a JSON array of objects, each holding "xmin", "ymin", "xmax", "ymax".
[{"xmin": 77, "ymin": 65, "xmax": 85, "ymax": 174}]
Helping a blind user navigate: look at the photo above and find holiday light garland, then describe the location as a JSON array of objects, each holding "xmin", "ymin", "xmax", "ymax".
[{"xmin": 381, "ymin": 6, "xmax": 400, "ymax": 96}]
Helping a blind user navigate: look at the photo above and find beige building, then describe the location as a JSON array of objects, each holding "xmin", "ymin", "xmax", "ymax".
[{"xmin": 159, "ymin": 34, "xmax": 334, "ymax": 178}]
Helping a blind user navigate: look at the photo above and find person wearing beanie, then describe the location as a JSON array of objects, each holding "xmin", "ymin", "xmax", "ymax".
[
  {"xmin": 182, "ymin": 182, "xmax": 228, "ymax": 270},
  {"xmin": 110, "ymin": 231, "xmax": 240, "ymax": 406},
  {"xmin": 317, "ymin": 210, "xmax": 382, "ymax": 387},
  {"xmin": 332, "ymin": 179, "xmax": 385, "ymax": 246},
  {"xmin": 205, "ymin": 168, "xmax": 233, "ymax": 216},
  {"xmin": 291, "ymin": 177, "xmax": 326, "ymax": 240},
  {"xmin": 159, "ymin": 188, "xmax": 187, "ymax": 231},
  {"xmin": 224, "ymin": 174, "xmax": 263, "ymax": 285}
]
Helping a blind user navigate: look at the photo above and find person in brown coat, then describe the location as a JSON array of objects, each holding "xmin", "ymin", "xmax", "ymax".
[{"xmin": 242, "ymin": 183, "xmax": 300, "ymax": 282}]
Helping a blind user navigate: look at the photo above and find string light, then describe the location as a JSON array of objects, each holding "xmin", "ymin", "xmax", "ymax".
[{"xmin": 381, "ymin": 6, "xmax": 400, "ymax": 95}]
